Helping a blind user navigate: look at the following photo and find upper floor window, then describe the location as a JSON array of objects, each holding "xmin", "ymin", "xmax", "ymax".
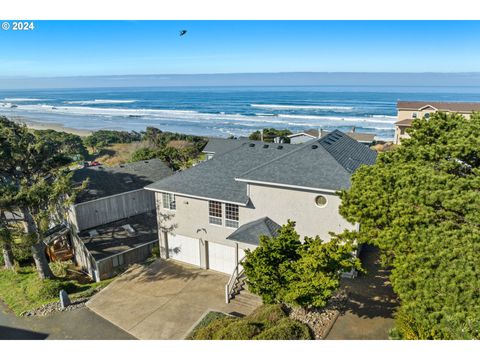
[
  {"xmin": 162, "ymin": 193, "xmax": 176, "ymax": 210},
  {"xmin": 209, "ymin": 201, "xmax": 223, "ymax": 225},
  {"xmin": 412, "ymin": 112, "xmax": 417, "ymax": 118},
  {"xmin": 225, "ymin": 203, "xmax": 239, "ymax": 228},
  {"xmin": 424, "ymin": 112, "xmax": 430, "ymax": 119}
]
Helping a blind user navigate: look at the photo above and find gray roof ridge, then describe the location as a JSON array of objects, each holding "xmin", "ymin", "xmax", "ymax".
[
  {"xmin": 318, "ymin": 130, "xmax": 370, "ymax": 174},
  {"xmin": 236, "ymin": 132, "xmax": 349, "ymax": 181}
]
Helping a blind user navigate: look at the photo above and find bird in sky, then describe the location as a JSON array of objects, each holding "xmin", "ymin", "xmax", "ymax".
[{"xmin": 179, "ymin": 30, "xmax": 187, "ymax": 37}]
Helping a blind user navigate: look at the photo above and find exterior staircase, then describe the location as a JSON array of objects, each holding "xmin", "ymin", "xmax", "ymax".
[{"xmin": 228, "ymin": 274, "xmax": 263, "ymax": 313}]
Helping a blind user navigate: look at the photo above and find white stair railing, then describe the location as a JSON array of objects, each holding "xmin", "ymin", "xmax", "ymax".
[{"xmin": 225, "ymin": 256, "xmax": 246, "ymax": 303}]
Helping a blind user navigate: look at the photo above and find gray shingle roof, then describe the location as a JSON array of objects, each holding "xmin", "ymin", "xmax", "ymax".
[
  {"xmin": 147, "ymin": 130, "xmax": 377, "ymax": 202},
  {"xmin": 146, "ymin": 142, "xmax": 298, "ymax": 204},
  {"xmin": 291, "ymin": 129, "xmax": 376, "ymax": 143},
  {"xmin": 227, "ymin": 217, "xmax": 281, "ymax": 246},
  {"xmin": 237, "ymin": 130, "xmax": 377, "ymax": 191},
  {"xmin": 202, "ymin": 138, "xmax": 267, "ymax": 156},
  {"xmin": 73, "ymin": 158, "xmax": 173, "ymax": 203}
]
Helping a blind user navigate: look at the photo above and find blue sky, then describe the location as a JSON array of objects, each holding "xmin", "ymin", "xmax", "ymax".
[{"xmin": 1, "ymin": 21, "xmax": 479, "ymax": 77}]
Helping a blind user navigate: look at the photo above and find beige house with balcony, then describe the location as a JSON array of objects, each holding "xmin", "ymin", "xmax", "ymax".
[{"xmin": 394, "ymin": 101, "xmax": 480, "ymax": 144}]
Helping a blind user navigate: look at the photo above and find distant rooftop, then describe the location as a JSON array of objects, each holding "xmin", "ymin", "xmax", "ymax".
[
  {"xmin": 72, "ymin": 158, "xmax": 173, "ymax": 204},
  {"xmin": 78, "ymin": 211, "xmax": 157, "ymax": 261},
  {"xmin": 397, "ymin": 101, "xmax": 480, "ymax": 112}
]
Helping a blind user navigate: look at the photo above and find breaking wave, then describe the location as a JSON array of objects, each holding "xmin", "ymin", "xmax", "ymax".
[{"xmin": 251, "ymin": 104, "xmax": 354, "ymax": 110}]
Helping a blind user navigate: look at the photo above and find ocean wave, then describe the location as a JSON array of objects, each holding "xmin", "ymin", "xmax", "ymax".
[
  {"xmin": 3, "ymin": 103, "xmax": 396, "ymax": 133},
  {"xmin": 63, "ymin": 99, "xmax": 138, "ymax": 105},
  {"xmin": 276, "ymin": 113, "xmax": 397, "ymax": 124},
  {"xmin": 4, "ymin": 98, "xmax": 48, "ymax": 102},
  {"xmin": 251, "ymin": 104, "xmax": 354, "ymax": 110}
]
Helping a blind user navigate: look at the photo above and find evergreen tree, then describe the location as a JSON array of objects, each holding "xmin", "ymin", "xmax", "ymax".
[{"xmin": 339, "ymin": 112, "xmax": 480, "ymax": 339}]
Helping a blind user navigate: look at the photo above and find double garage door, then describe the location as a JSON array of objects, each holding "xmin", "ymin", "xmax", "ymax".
[{"xmin": 167, "ymin": 234, "xmax": 244, "ymax": 274}]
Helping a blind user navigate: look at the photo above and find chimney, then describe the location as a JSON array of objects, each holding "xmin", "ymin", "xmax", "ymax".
[
  {"xmin": 351, "ymin": 126, "xmax": 356, "ymax": 133},
  {"xmin": 319, "ymin": 128, "xmax": 323, "ymax": 138}
]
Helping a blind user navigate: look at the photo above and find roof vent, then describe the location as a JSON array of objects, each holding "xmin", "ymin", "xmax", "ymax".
[
  {"xmin": 277, "ymin": 145, "xmax": 283, "ymax": 149},
  {"xmin": 311, "ymin": 144, "xmax": 318, "ymax": 149},
  {"xmin": 144, "ymin": 161, "xmax": 149, "ymax": 163},
  {"xmin": 263, "ymin": 144, "xmax": 269, "ymax": 148},
  {"xmin": 98, "ymin": 166, "xmax": 104, "ymax": 169},
  {"xmin": 249, "ymin": 143, "xmax": 255, "ymax": 147},
  {"xmin": 119, "ymin": 165, "xmax": 125, "ymax": 168},
  {"xmin": 123, "ymin": 176, "xmax": 133, "ymax": 184}
]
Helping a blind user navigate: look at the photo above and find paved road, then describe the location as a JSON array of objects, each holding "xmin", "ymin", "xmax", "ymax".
[
  {"xmin": 0, "ymin": 301, "xmax": 134, "ymax": 340},
  {"xmin": 326, "ymin": 245, "xmax": 398, "ymax": 340}
]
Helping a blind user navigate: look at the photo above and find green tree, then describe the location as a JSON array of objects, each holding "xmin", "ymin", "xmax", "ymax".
[
  {"xmin": 249, "ymin": 128, "xmax": 292, "ymax": 143},
  {"xmin": 0, "ymin": 117, "xmax": 81, "ymax": 279},
  {"xmin": 283, "ymin": 235, "xmax": 361, "ymax": 308},
  {"xmin": 243, "ymin": 221, "xmax": 360, "ymax": 307},
  {"xmin": 339, "ymin": 111, "xmax": 480, "ymax": 339},
  {"xmin": 242, "ymin": 221, "xmax": 302, "ymax": 304},
  {"xmin": 33, "ymin": 129, "xmax": 88, "ymax": 160}
]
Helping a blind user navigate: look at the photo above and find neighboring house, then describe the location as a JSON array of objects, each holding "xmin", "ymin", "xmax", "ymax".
[
  {"xmin": 68, "ymin": 159, "xmax": 173, "ymax": 281},
  {"xmin": 394, "ymin": 101, "xmax": 480, "ymax": 144},
  {"xmin": 288, "ymin": 128, "xmax": 376, "ymax": 145},
  {"xmin": 146, "ymin": 131, "xmax": 377, "ymax": 294}
]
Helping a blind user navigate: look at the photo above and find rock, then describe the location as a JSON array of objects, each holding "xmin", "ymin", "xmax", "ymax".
[{"xmin": 59, "ymin": 290, "xmax": 71, "ymax": 309}]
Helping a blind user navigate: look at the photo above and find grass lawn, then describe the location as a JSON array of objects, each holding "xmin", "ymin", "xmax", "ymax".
[
  {"xmin": 188, "ymin": 304, "xmax": 313, "ymax": 340},
  {"xmin": 0, "ymin": 266, "xmax": 112, "ymax": 316}
]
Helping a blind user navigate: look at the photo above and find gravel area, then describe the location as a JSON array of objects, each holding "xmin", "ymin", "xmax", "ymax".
[
  {"xmin": 287, "ymin": 290, "xmax": 348, "ymax": 340},
  {"xmin": 22, "ymin": 297, "xmax": 90, "ymax": 317}
]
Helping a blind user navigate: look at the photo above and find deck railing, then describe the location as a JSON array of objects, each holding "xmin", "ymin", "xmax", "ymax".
[{"xmin": 225, "ymin": 256, "xmax": 245, "ymax": 303}]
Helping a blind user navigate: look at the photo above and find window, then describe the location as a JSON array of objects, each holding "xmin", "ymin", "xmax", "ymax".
[
  {"xmin": 412, "ymin": 112, "xmax": 417, "ymax": 118},
  {"xmin": 315, "ymin": 195, "xmax": 328, "ymax": 208},
  {"xmin": 112, "ymin": 254, "xmax": 124, "ymax": 267},
  {"xmin": 209, "ymin": 201, "xmax": 222, "ymax": 225},
  {"xmin": 162, "ymin": 193, "xmax": 176, "ymax": 210},
  {"xmin": 424, "ymin": 112, "xmax": 430, "ymax": 119},
  {"xmin": 225, "ymin": 203, "xmax": 239, "ymax": 228}
]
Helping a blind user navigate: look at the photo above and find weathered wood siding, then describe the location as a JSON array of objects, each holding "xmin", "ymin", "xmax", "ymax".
[
  {"xmin": 70, "ymin": 232, "xmax": 98, "ymax": 280},
  {"xmin": 73, "ymin": 189, "xmax": 155, "ymax": 231},
  {"xmin": 96, "ymin": 241, "xmax": 156, "ymax": 280}
]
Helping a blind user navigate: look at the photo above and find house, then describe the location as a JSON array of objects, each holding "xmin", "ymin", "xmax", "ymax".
[
  {"xmin": 287, "ymin": 128, "xmax": 376, "ymax": 145},
  {"xmin": 146, "ymin": 130, "xmax": 377, "ymax": 298},
  {"xmin": 67, "ymin": 159, "xmax": 173, "ymax": 281},
  {"xmin": 394, "ymin": 101, "xmax": 480, "ymax": 144}
]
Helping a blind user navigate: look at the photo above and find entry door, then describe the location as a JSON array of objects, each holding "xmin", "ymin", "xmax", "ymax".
[
  {"xmin": 168, "ymin": 234, "xmax": 201, "ymax": 266},
  {"xmin": 208, "ymin": 242, "xmax": 236, "ymax": 274}
]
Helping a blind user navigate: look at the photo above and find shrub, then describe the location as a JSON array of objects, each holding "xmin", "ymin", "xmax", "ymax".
[
  {"xmin": 151, "ymin": 244, "xmax": 160, "ymax": 258},
  {"xmin": 248, "ymin": 304, "xmax": 287, "ymax": 325},
  {"xmin": 49, "ymin": 260, "xmax": 74, "ymax": 278},
  {"xmin": 254, "ymin": 318, "xmax": 312, "ymax": 340},
  {"xmin": 215, "ymin": 320, "xmax": 263, "ymax": 340},
  {"xmin": 192, "ymin": 317, "xmax": 237, "ymax": 340}
]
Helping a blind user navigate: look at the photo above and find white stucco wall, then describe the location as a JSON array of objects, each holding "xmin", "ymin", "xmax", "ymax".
[{"xmin": 154, "ymin": 182, "xmax": 355, "ymax": 247}]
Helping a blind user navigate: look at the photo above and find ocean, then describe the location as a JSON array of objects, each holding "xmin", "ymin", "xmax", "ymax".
[{"xmin": 2, "ymin": 86, "xmax": 480, "ymax": 141}]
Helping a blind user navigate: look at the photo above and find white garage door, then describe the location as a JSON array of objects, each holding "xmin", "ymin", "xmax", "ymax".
[
  {"xmin": 208, "ymin": 242, "xmax": 236, "ymax": 274},
  {"xmin": 168, "ymin": 234, "xmax": 201, "ymax": 266}
]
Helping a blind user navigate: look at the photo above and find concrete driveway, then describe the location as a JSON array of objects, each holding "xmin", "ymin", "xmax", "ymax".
[{"xmin": 87, "ymin": 259, "xmax": 256, "ymax": 339}]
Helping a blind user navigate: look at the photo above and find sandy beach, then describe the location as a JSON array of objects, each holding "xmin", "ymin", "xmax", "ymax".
[{"xmin": 9, "ymin": 116, "xmax": 92, "ymax": 137}]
